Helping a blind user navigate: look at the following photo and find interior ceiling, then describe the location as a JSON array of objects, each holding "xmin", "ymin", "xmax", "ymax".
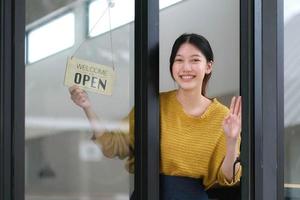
[{"xmin": 26, "ymin": 0, "xmax": 77, "ymax": 24}]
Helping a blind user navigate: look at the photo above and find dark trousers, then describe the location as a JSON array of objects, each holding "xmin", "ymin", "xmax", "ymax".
[{"xmin": 130, "ymin": 175, "xmax": 208, "ymax": 200}]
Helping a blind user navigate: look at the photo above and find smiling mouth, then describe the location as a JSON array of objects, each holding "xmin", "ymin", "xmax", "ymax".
[{"xmin": 179, "ymin": 75, "xmax": 196, "ymax": 80}]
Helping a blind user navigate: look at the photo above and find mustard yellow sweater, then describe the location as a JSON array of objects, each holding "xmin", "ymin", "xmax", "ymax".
[{"xmin": 93, "ymin": 90, "xmax": 241, "ymax": 189}]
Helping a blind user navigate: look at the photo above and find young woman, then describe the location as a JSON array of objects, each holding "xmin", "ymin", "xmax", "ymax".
[{"xmin": 69, "ymin": 33, "xmax": 241, "ymax": 200}]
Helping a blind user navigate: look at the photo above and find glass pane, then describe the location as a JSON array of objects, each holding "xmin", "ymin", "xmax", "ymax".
[
  {"xmin": 284, "ymin": 0, "xmax": 300, "ymax": 199},
  {"xmin": 28, "ymin": 13, "xmax": 75, "ymax": 63},
  {"xmin": 159, "ymin": 0, "xmax": 183, "ymax": 9},
  {"xmin": 89, "ymin": 0, "xmax": 134, "ymax": 37},
  {"xmin": 25, "ymin": 0, "xmax": 134, "ymax": 199},
  {"xmin": 88, "ymin": 0, "xmax": 182, "ymax": 38},
  {"xmin": 159, "ymin": 0, "xmax": 240, "ymax": 198}
]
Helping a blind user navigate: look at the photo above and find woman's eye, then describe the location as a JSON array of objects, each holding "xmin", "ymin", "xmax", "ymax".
[
  {"xmin": 175, "ymin": 59, "xmax": 183, "ymax": 62},
  {"xmin": 192, "ymin": 59, "xmax": 200, "ymax": 62}
]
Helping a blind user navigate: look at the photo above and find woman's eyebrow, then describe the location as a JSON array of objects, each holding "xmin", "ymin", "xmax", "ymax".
[
  {"xmin": 191, "ymin": 54, "xmax": 202, "ymax": 57},
  {"xmin": 175, "ymin": 54, "xmax": 203, "ymax": 58}
]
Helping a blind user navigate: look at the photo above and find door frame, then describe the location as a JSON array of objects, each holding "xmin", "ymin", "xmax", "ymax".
[
  {"xmin": 134, "ymin": 0, "xmax": 160, "ymax": 199},
  {"xmin": 240, "ymin": 0, "xmax": 284, "ymax": 199},
  {"xmin": 0, "ymin": 0, "xmax": 284, "ymax": 199},
  {"xmin": 0, "ymin": 0, "xmax": 25, "ymax": 200}
]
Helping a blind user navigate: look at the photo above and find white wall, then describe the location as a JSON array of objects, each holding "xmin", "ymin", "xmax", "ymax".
[{"xmin": 159, "ymin": 0, "xmax": 240, "ymax": 96}]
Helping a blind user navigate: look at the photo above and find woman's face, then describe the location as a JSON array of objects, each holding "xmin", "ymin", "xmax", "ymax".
[{"xmin": 172, "ymin": 43, "xmax": 212, "ymax": 92}]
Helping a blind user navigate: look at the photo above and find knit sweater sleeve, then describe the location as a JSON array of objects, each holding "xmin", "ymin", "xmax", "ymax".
[
  {"xmin": 92, "ymin": 109, "xmax": 134, "ymax": 163},
  {"xmin": 204, "ymin": 132, "xmax": 241, "ymax": 189},
  {"xmin": 206, "ymin": 133, "xmax": 242, "ymax": 188}
]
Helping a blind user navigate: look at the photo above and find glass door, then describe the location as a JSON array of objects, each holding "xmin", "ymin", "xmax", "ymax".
[
  {"xmin": 2, "ymin": 0, "xmax": 261, "ymax": 199},
  {"xmin": 25, "ymin": 0, "xmax": 135, "ymax": 199}
]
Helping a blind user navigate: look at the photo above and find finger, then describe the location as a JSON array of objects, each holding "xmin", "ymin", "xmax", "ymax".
[
  {"xmin": 224, "ymin": 115, "xmax": 231, "ymax": 123},
  {"xmin": 80, "ymin": 92, "xmax": 88, "ymax": 99},
  {"xmin": 224, "ymin": 115, "xmax": 229, "ymax": 120},
  {"xmin": 74, "ymin": 89, "xmax": 87, "ymax": 97},
  {"xmin": 69, "ymin": 85, "xmax": 79, "ymax": 93},
  {"xmin": 233, "ymin": 96, "xmax": 241, "ymax": 115},
  {"xmin": 77, "ymin": 91, "xmax": 84, "ymax": 97},
  {"xmin": 70, "ymin": 88, "xmax": 80, "ymax": 95},
  {"xmin": 68, "ymin": 85, "xmax": 76, "ymax": 93},
  {"xmin": 71, "ymin": 90, "xmax": 78, "ymax": 97},
  {"xmin": 229, "ymin": 96, "xmax": 236, "ymax": 114},
  {"xmin": 73, "ymin": 88, "xmax": 84, "ymax": 96},
  {"xmin": 232, "ymin": 96, "xmax": 237, "ymax": 114},
  {"xmin": 224, "ymin": 114, "xmax": 231, "ymax": 121},
  {"xmin": 79, "ymin": 96, "xmax": 86, "ymax": 102},
  {"xmin": 237, "ymin": 96, "xmax": 242, "ymax": 117}
]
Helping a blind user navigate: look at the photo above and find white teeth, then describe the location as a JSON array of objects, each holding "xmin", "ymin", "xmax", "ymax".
[{"xmin": 181, "ymin": 75, "xmax": 194, "ymax": 79}]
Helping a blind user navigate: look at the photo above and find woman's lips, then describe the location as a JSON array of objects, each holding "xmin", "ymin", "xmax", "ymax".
[{"xmin": 179, "ymin": 75, "xmax": 196, "ymax": 81}]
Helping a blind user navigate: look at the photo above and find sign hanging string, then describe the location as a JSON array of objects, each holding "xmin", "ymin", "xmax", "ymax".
[
  {"xmin": 71, "ymin": 0, "xmax": 115, "ymax": 71},
  {"xmin": 108, "ymin": 1, "xmax": 115, "ymax": 70}
]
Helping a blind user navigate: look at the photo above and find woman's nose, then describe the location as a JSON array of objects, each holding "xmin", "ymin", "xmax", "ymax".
[{"xmin": 182, "ymin": 61, "xmax": 192, "ymax": 71}]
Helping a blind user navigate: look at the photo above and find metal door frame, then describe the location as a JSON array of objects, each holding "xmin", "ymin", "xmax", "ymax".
[{"xmin": 0, "ymin": 0, "xmax": 284, "ymax": 199}]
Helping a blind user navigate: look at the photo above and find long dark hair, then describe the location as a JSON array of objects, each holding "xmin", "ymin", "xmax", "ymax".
[{"xmin": 169, "ymin": 33, "xmax": 214, "ymax": 96}]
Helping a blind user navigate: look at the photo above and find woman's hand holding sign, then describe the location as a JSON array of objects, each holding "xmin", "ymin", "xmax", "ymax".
[
  {"xmin": 69, "ymin": 85, "xmax": 104, "ymax": 138},
  {"xmin": 69, "ymin": 85, "xmax": 91, "ymax": 109}
]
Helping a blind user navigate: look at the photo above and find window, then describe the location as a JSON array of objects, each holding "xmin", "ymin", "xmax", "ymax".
[
  {"xmin": 27, "ymin": 13, "xmax": 75, "ymax": 63},
  {"xmin": 88, "ymin": 0, "xmax": 184, "ymax": 38},
  {"xmin": 88, "ymin": 0, "xmax": 134, "ymax": 37},
  {"xmin": 159, "ymin": 0, "xmax": 183, "ymax": 9}
]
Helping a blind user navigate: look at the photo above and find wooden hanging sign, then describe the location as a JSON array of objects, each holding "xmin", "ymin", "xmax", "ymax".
[{"xmin": 64, "ymin": 57, "xmax": 115, "ymax": 95}]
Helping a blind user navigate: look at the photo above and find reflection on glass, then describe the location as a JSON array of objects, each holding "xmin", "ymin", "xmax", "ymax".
[
  {"xmin": 28, "ymin": 13, "xmax": 75, "ymax": 63},
  {"xmin": 89, "ymin": 0, "xmax": 134, "ymax": 37},
  {"xmin": 88, "ymin": 0, "xmax": 183, "ymax": 38},
  {"xmin": 159, "ymin": 0, "xmax": 183, "ymax": 9},
  {"xmin": 25, "ymin": 0, "xmax": 134, "ymax": 199},
  {"xmin": 284, "ymin": 0, "xmax": 300, "ymax": 199}
]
